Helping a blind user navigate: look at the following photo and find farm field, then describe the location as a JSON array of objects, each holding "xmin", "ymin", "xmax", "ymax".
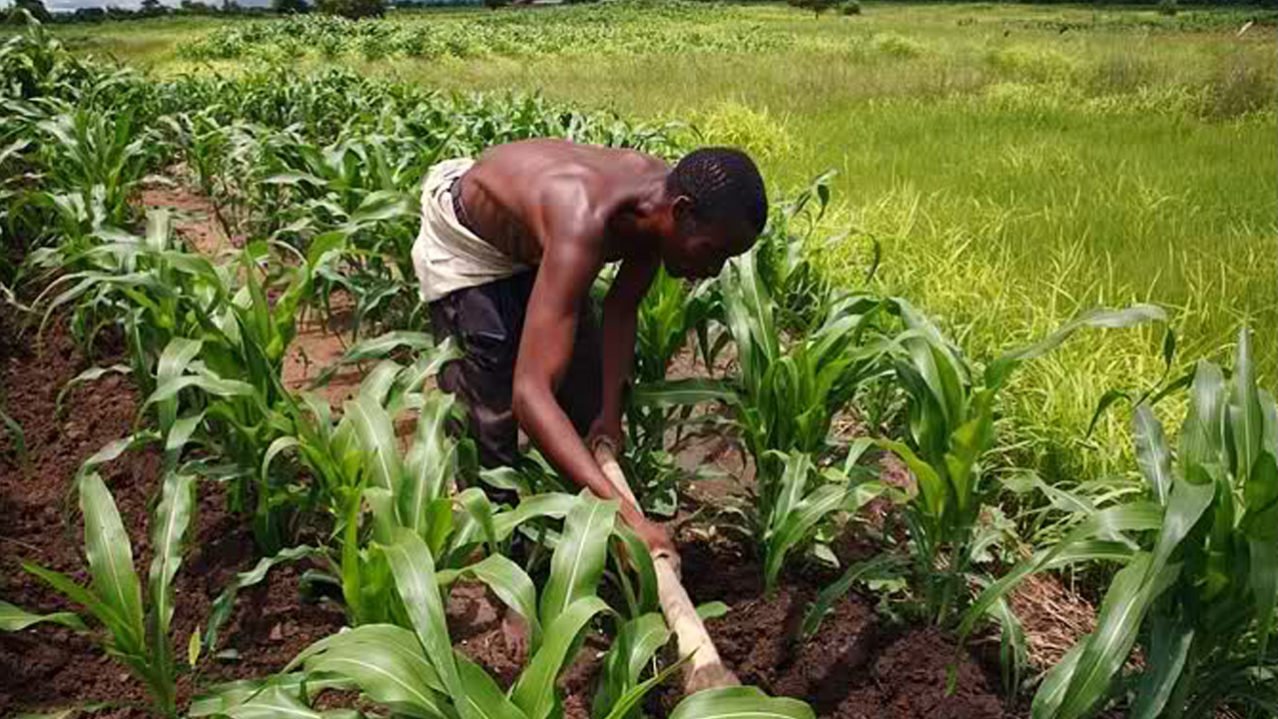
[
  {"xmin": 52, "ymin": 0, "xmax": 1278, "ymax": 485},
  {"xmin": 2, "ymin": 3, "xmax": 1277, "ymax": 719}
]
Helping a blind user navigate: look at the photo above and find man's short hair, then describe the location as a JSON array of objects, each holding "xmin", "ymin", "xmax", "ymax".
[{"xmin": 667, "ymin": 147, "xmax": 768, "ymax": 235}]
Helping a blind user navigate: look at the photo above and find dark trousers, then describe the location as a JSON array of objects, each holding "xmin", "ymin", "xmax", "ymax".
[{"xmin": 428, "ymin": 270, "xmax": 602, "ymax": 468}]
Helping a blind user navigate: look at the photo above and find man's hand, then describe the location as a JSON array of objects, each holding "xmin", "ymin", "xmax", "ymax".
[{"xmin": 586, "ymin": 414, "xmax": 623, "ymax": 453}]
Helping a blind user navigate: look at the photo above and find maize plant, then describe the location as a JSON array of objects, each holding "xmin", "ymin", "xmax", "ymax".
[
  {"xmin": 34, "ymin": 107, "xmax": 155, "ymax": 236},
  {"xmin": 592, "ymin": 612, "xmax": 681, "ymax": 718},
  {"xmin": 196, "ymin": 496, "xmax": 813, "ymax": 719},
  {"xmin": 217, "ymin": 350, "xmax": 661, "ymax": 631},
  {"xmin": 38, "ymin": 213, "xmax": 326, "ymax": 551},
  {"xmin": 803, "ymin": 300, "xmax": 1165, "ymax": 663},
  {"xmin": 144, "ymin": 331, "xmax": 293, "ymax": 550},
  {"xmin": 162, "ymin": 114, "xmax": 436, "ymax": 334},
  {"xmin": 959, "ymin": 327, "xmax": 1278, "ymax": 718},
  {"xmin": 35, "ymin": 210, "xmax": 219, "ymax": 379},
  {"xmin": 256, "ymin": 134, "xmax": 432, "ymax": 337},
  {"xmin": 619, "ymin": 267, "xmax": 719, "ymax": 516},
  {"xmin": 0, "ymin": 18, "xmax": 93, "ymax": 103},
  {"xmin": 785, "ymin": 297, "xmax": 1170, "ymax": 638},
  {"xmin": 4, "ymin": 90, "xmax": 160, "ymax": 276},
  {"xmin": 268, "ymin": 350, "xmax": 484, "ymax": 626},
  {"xmin": 752, "ymin": 171, "xmax": 846, "ymax": 333},
  {"xmin": 656, "ymin": 249, "xmax": 896, "ymax": 592},
  {"xmin": 0, "ymin": 132, "xmax": 40, "ymax": 283},
  {"xmin": 633, "ymin": 268, "xmax": 720, "ymax": 387},
  {"xmin": 869, "ymin": 299, "xmax": 1165, "ymax": 626},
  {"xmin": 157, "ymin": 110, "xmax": 240, "ymax": 238},
  {"xmin": 3, "ymin": 470, "xmax": 197, "ymax": 717},
  {"xmin": 212, "ymin": 495, "xmax": 621, "ymax": 718},
  {"xmin": 719, "ymin": 257, "xmax": 895, "ymax": 464},
  {"xmin": 758, "ymin": 447, "xmax": 886, "ymax": 592},
  {"xmin": 2, "ymin": 39, "xmax": 162, "ymax": 262}
]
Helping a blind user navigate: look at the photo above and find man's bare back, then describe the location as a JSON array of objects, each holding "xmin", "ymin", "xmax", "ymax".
[{"xmin": 457, "ymin": 139, "xmax": 671, "ymax": 268}]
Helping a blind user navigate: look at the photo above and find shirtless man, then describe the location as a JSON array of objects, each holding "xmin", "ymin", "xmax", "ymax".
[{"xmin": 413, "ymin": 139, "xmax": 767, "ymax": 559}]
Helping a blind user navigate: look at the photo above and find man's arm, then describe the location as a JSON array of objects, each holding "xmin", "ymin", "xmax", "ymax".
[
  {"xmin": 592, "ymin": 252, "xmax": 660, "ymax": 445},
  {"xmin": 510, "ymin": 224, "xmax": 674, "ymax": 555}
]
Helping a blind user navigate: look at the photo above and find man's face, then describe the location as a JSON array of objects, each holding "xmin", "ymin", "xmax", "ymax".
[{"xmin": 662, "ymin": 198, "xmax": 756, "ymax": 280}]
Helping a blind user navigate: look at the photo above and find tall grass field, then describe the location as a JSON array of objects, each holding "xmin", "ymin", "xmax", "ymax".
[{"xmin": 47, "ymin": 0, "xmax": 1277, "ymax": 491}]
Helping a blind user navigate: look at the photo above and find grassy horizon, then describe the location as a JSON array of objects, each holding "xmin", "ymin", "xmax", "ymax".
[{"xmin": 47, "ymin": 1, "xmax": 1278, "ymax": 487}]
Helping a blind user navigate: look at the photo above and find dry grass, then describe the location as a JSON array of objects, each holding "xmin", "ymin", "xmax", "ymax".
[{"xmin": 1009, "ymin": 572, "xmax": 1097, "ymax": 670}]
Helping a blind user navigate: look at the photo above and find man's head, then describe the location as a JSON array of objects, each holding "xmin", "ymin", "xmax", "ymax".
[{"xmin": 659, "ymin": 147, "xmax": 767, "ymax": 279}]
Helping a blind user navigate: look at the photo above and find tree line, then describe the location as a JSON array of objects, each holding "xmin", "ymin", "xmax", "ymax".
[{"xmin": 6, "ymin": 0, "xmax": 1273, "ymax": 27}]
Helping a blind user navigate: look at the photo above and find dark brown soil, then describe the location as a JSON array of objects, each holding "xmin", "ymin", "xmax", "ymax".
[
  {"xmin": 137, "ymin": 182, "xmax": 234, "ymax": 257},
  {"xmin": 450, "ymin": 582, "xmax": 608, "ymax": 719},
  {"xmin": 673, "ymin": 536, "xmax": 1012, "ymax": 719},
  {"xmin": 0, "ymin": 311, "xmax": 1016, "ymax": 718},
  {"xmin": 451, "ymin": 581, "xmax": 523, "ymax": 687},
  {"xmin": 1, "ymin": 313, "xmax": 155, "ymax": 714},
  {"xmin": 0, "ymin": 315, "xmax": 346, "ymax": 717}
]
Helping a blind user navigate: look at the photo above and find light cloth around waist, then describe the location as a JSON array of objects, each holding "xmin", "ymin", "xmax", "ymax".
[{"xmin": 411, "ymin": 158, "xmax": 528, "ymax": 304}]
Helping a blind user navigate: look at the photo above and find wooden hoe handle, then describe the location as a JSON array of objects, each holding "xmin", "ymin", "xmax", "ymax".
[{"xmin": 592, "ymin": 441, "xmax": 740, "ymax": 694}]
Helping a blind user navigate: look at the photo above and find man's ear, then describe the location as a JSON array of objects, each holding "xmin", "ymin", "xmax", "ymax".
[{"xmin": 670, "ymin": 195, "xmax": 694, "ymax": 225}]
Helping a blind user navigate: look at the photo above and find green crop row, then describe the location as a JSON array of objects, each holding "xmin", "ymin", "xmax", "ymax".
[
  {"xmin": 178, "ymin": 2, "xmax": 791, "ymax": 63},
  {"xmin": 1, "ymin": 19, "xmax": 810, "ymax": 718}
]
